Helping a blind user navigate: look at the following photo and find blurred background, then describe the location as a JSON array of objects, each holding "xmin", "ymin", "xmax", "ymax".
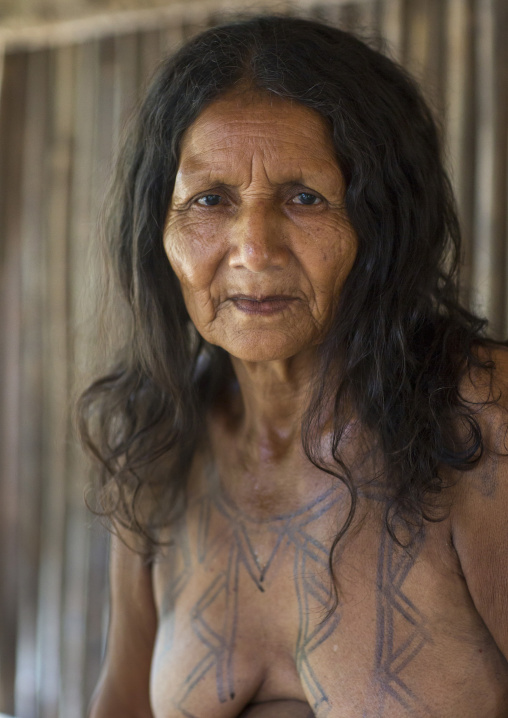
[{"xmin": 0, "ymin": 0, "xmax": 507, "ymax": 716}]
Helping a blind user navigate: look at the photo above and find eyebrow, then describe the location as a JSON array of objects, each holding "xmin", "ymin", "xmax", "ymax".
[{"xmin": 175, "ymin": 164, "xmax": 341, "ymax": 187}]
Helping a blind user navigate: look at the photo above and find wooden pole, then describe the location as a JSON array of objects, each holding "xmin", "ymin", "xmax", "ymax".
[
  {"xmin": 81, "ymin": 36, "xmax": 116, "ymax": 708},
  {"xmin": 379, "ymin": 0, "xmax": 404, "ymax": 61},
  {"xmin": 14, "ymin": 47, "xmax": 49, "ymax": 718},
  {"xmin": 445, "ymin": 0, "xmax": 475, "ymax": 300},
  {"xmin": 35, "ymin": 43, "xmax": 75, "ymax": 718},
  {"xmin": 471, "ymin": 0, "xmax": 499, "ymax": 324},
  {"xmin": 0, "ymin": 50, "xmax": 28, "ymax": 717},
  {"xmin": 58, "ymin": 37, "xmax": 102, "ymax": 718}
]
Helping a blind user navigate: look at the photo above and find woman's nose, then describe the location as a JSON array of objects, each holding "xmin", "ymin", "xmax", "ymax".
[{"xmin": 228, "ymin": 203, "xmax": 290, "ymax": 273}]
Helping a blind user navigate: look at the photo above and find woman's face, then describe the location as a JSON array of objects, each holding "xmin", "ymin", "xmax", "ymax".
[{"xmin": 164, "ymin": 92, "xmax": 357, "ymax": 363}]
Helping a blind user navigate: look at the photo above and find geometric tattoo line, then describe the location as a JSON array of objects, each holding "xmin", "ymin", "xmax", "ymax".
[
  {"xmin": 374, "ymin": 529, "xmax": 433, "ymax": 716},
  {"xmin": 174, "ymin": 543, "xmax": 239, "ymax": 715},
  {"xmin": 294, "ymin": 541, "xmax": 339, "ymax": 717},
  {"xmin": 174, "ymin": 484, "xmax": 344, "ymax": 715}
]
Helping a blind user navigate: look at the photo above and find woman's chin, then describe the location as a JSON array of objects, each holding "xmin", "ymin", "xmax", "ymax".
[
  {"xmin": 212, "ymin": 331, "xmax": 319, "ymax": 364},
  {"xmin": 229, "ymin": 348, "xmax": 298, "ymax": 363}
]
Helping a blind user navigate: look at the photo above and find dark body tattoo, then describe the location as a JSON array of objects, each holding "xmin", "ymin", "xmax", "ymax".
[
  {"xmin": 154, "ymin": 478, "xmax": 434, "ymax": 718},
  {"xmin": 373, "ymin": 529, "xmax": 433, "ymax": 717},
  {"xmin": 156, "ymin": 481, "xmax": 343, "ymax": 716}
]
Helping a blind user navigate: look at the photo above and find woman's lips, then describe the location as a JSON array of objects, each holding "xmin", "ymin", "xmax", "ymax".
[{"xmin": 230, "ymin": 295, "xmax": 297, "ymax": 315}]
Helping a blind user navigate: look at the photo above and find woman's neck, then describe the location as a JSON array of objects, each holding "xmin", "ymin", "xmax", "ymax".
[
  {"xmin": 205, "ymin": 348, "xmax": 344, "ymax": 517},
  {"xmin": 227, "ymin": 349, "xmax": 319, "ymax": 463}
]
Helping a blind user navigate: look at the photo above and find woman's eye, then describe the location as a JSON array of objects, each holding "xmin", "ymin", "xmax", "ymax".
[
  {"xmin": 292, "ymin": 192, "xmax": 322, "ymax": 205},
  {"xmin": 196, "ymin": 194, "xmax": 222, "ymax": 206}
]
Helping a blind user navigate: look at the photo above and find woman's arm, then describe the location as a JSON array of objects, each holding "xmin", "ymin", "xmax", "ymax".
[
  {"xmin": 88, "ymin": 532, "xmax": 157, "ymax": 718},
  {"xmin": 450, "ymin": 348, "xmax": 508, "ymax": 659},
  {"xmin": 451, "ymin": 456, "xmax": 508, "ymax": 659}
]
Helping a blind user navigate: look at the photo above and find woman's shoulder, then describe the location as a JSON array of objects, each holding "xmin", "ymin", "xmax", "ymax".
[
  {"xmin": 445, "ymin": 343, "xmax": 508, "ymax": 500},
  {"xmin": 458, "ymin": 343, "xmax": 508, "ymax": 445}
]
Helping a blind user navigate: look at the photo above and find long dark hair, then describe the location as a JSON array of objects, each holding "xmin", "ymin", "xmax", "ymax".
[{"xmin": 77, "ymin": 14, "xmax": 499, "ymax": 561}]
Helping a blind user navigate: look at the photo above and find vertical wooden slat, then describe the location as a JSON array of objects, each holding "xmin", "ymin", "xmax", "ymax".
[
  {"xmin": 59, "ymin": 36, "xmax": 102, "ymax": 718},
  {"xmin": 423, "ymin": 0, "xmax": 446, "ymax": 113},
  {"xmin": 81, "ymin": 36, "xmax": 117, "ymax": 710},
  {"xmin": 0, "ymin": 51, "xmax": 27, "ymax": 716},
  {"xmin": 505, "ymin": 121, "xmax": 508, "ymax": 335},
  {"xmin": 403, "ymin": 0, "xmax": 434, "ymax": 91},
  {"xmin": 371, "ymin": 0, "xmax": 384, "ymax": 41},
  {"xmin": 113, "ymin": 32, "xmax": 140, "ymax": 145},
  {"xmin": 35, "ymin": 43, "xmax": 75, "ymax": 718},
  {"xmin": 309, "ymin": 3, "xmax": 342, "ymax": 25},
  {"xmin": 337, "ymin": 3, "xmax": 362, "ymax": 31},
  {"xmin": 0, "ymin": 41, "xmax": 4, "ymax": 111},
  {"xmin": 348, "ymin": 0, "xmax": 380, "ymax": 40},
  {"xmin": 504, "ymin": 0, "xmax": 508, "ymax": 335},
  {"xmin": 379, "ymin": 0, "xmax": 405, "ymax": 60},
  {"xmin": 15, "ymin": 47, "xmax": 50, "ymax": 718},
  {"xmin": 359, "ymin": 1, "xmax": 380, "ymax": 33},
  {"xmin": 312, "ymin": 1, "xmax": 378, "ymax": 36},
  {"xmin": 445, "ymin": 0, "xmax": 476, "ymax": 299},
  {"xmin": 90, "ymin": 37, "xmax": 116, "ymax": 216},
  {"xmin": 494, "ymin": 0, "xmax": 508, "ymax": 335},
  {"xmin": 340, "ymin": 1, "xmax": 380, "ymax": 33},
  {"xmin": 139, "ymin": 28, "xmax": 165, "ymax": 88},
  {"xmin": 160, "ymin": 20, "xmax": 185, "ymax": 59},
  {"xmin": 84, "ymin": 521, "xmax": 110, "ymax": 712},
  {"xmin": 471, "ymin": 0, "xmax": 500, "ymax": 324},
  {"xmin": 181, "ymin": 14, "xmax": 209, "ymax": 42}
]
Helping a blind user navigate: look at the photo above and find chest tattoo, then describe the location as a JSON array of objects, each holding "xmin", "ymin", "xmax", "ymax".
[
  {"xmin": 154, "ymin": 487, "xmax": 434, "ymax": 717},
  {"xmin": 372, "ymin": 529, "xmax": 433, "ymax": 717},
  {"xmin": 156, "ymin": 485, "xmax": 343, "ymax": 716}
]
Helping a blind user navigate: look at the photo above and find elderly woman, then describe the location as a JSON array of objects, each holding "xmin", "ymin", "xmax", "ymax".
[{"xmin": 79, "ymin": 14, "xmax": 508, "ymax": 718}]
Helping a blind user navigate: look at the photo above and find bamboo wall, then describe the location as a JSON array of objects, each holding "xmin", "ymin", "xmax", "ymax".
[{"xmin": 0, "ymin": 0, "xmax": 507, "ymax": 716}]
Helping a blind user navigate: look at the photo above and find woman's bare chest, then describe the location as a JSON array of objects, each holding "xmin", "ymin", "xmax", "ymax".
[{"xmin": 150, "ymin": 487, "xmax": 508, "ymax": 718}]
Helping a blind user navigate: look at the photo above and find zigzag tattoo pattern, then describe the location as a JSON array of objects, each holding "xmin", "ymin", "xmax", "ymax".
[
  {"xmin": 293, "ymin": 537, "xmax": 340, "ymax": 716},
  {"xmin": 155, "ymin": 481, "xmax": 433, "ymax": 717},
  {"xmin": 373, "ymin": 529, "xmax": 433, "ymax": 716},
  {"xmin": 164, "ymin": 484, "xmax": 344, "ymax": 717}
]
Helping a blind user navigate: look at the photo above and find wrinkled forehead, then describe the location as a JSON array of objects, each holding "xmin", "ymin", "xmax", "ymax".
[{"xmin": 174, "ymin": 91, "xmax": 344, "ymax": 189}]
